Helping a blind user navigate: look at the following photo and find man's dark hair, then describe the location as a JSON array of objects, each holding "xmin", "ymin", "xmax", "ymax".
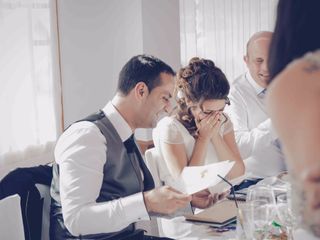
[
  {"xmin": 268, "ymin": 0, "xmax": 320, "ymax": 83},
  {"xmin": 117, "ymin": 55, "xmax": 175, "ymax": 95}
]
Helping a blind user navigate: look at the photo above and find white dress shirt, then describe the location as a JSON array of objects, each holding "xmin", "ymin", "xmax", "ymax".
[
  {"xmin": 54, "ymin": 102, "xmax": 149, "ymax": 236},
  {"xmin": 225, "ymin": 72, "xmax": 286, "ymax": 177}
]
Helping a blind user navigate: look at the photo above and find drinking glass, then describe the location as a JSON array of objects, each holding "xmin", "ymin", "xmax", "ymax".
[
  {"xmin": 246, "ymin": 185, "xmax": 277, "ymax": 239},
  {"xmin": 251, "ymin": 199, "xmax": 274, "ymax": 240},
  {"xmin": 236, "ymin": 202, "xmax": 254, "ymax": 240},
  {"xmin": 277, "ymin": 192, "xmax": 296, "ymax": 240},
  {"xmin": 246, "ymin": 185, "xmax": 276, "ymax": 204}
]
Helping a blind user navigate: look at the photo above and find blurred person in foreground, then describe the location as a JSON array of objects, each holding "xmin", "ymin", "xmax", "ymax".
[{"xmin": 267, "ymin": 0, "xmax": 320, "ymax": 237}]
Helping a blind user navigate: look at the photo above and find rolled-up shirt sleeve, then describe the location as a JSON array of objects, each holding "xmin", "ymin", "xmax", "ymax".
[{"xmin": 55, "ymin": 122, "xmax": 149, "ymax": 236}]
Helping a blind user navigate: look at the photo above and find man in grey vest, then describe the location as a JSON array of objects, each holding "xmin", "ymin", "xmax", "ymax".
[{"xmin": 50, "ymin": 55, "xmax": 192, "ymax": 240}]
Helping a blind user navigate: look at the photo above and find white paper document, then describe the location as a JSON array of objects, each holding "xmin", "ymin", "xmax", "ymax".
[{"xmin": 171, "ymin": 160, "xmax": 235, "ymax": 195}]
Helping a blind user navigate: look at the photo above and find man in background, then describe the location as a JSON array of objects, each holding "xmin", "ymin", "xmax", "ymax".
[{"xmin": 226, "ymin": 31, "xmax": 286, "ymax": 177}]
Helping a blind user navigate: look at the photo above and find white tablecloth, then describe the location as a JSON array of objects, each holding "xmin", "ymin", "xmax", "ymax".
[{"xmin": 158, "ymin": 216, "xmax": 320, "ymax": 240}]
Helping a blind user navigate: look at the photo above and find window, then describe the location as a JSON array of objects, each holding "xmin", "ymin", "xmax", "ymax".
[
  {"xmin": 180, "ymin": 0, "xmax": 278, "ymax": 82},
  {"xmin": 0, "ymin": 0, "xmax": 62, "ymax": 154}
]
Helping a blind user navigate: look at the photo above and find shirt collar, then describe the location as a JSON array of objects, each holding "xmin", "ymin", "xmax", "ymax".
[
  {"xmin": 102, "ymin": 101, "xmax": 133, "ymax": 142},
  {"xmin": 245, "ymin": 72, "xmax": 265, "ymax": 96}
]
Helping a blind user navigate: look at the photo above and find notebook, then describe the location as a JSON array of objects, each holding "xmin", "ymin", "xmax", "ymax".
[{"xmin": 184, "ymin": 200, "xmax": 241, "ymax": 227}]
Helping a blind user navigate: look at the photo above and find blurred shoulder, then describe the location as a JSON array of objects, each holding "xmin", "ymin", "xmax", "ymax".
[
  {"xmin": 287, "ymin": 50, "xmax": 320, "ymax": 79},
  {"xmin": 267, "ymin": 50, "xmax": 320, "ymax": 121},
  {"xmin": 268, "ymin": 51, "xmax": 320, "ymax": 99}
]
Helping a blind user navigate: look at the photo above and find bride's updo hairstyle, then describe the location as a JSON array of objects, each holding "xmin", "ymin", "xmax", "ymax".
[{"xmin": 175, "ymin": 57, "xmax": 230, "ymax": 137}]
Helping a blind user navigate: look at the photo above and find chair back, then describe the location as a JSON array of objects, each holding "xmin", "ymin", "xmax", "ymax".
[
  {"xmin": 35, "ymin": 184, "xmax": 51, "ymax": 240},
  {"xmin": 0, "ymin": 194, "xmax": 25, "ymax": 240},
  {"xmin": 144, "ymin": 149, "xmax": 194, "ymax": 238},
  {"xmin": 145, "ymin": 148, "xmax": 163, "ymax": 187},
  {"xmin": 145, "ymin": 147, "xmax": 179, "ymax": 188}
]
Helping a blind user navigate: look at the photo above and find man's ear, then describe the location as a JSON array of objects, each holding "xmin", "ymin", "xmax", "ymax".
[
  {"xmin": 243, "ymin": 55, "xmax": 249, "ymax": 65},
  {"xmin": 134, "ymin": 82, "xmax": 148, "ymax": 99}
]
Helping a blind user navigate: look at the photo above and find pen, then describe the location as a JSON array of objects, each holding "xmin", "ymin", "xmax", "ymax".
[{"xmin": 217, "ymin": 174, "xmax": 239, "ymax": 208}]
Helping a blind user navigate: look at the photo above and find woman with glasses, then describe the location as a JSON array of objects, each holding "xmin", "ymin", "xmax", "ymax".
[
  {"xmin": 151, "ymin": 58, "xmax": 244, "ymax": 238},
  {"xmin": 153, "ymin": 57, "xmax": 244, "ymax": 201}
]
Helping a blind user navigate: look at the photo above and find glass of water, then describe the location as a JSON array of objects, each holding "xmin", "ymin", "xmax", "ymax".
[
  {"xmin": 236, "ymin": 202, "xmax": 255, "ymax": 240},
  {"xmin": 276, "ymin": 192, "xmax": 296, "ymax": 240}
]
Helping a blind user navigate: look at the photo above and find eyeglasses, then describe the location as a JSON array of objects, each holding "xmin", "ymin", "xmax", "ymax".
[
  {"xmin": 188, "ymin": 97, "xmax": 230, "ymax": 117},
  {"xmin": 189, "ymin": 108, "xmax": 229, "ymax": 126}
]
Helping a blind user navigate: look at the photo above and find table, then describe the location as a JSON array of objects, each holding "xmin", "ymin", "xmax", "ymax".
[
  {"xmin": 157, "ymin": 216, "xmax": 320, "ymax": 240},
  {"xmin": 157, "ymin": 216, "xmax": 236, "ymax": 240}
]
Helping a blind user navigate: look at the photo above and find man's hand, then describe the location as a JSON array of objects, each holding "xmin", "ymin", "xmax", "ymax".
[
  {"xmin": 143, "ymin": 186, "xmax": 191, "ymax": 215},
  {"xmin": 191, "ymin": 189, "xmax": 215, "ymax": 209},
  {"xmin": 191, "ymin": 189, "xmax": 230, "ymax": 209},
  {"xmin": 217, "ymin": 190, "xmax": 230, "ymax": 201}
]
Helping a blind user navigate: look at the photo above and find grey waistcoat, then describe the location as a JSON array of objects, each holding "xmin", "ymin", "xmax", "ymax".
[{"xmin": 50, "ymin": 111, "xmax": 154, "ymax": 240}]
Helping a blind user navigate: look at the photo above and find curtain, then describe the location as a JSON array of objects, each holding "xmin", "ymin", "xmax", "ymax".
[
  {"xmin": 0, "ymin": 0, "xmax": 62, "ymax": 154},
  {"xmin": 180, "ymin": 0, "xmax": 278, "ymax": 82}
]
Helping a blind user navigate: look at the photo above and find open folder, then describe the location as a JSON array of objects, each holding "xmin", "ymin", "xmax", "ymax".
[
  {"xmin": 184, "ymin": 200, "xmax": 240, "ymax": 227},
  {"xmin": 170, "ymin": 160, "xmax": 235, "ymax": 195}
]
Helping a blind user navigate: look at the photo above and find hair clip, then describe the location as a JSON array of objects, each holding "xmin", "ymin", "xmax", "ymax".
[{"xmin": 177, "ymin": 90, "xmax": 186, "ymax": 99}]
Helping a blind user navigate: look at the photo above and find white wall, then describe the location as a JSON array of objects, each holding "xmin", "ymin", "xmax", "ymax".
[
  {"xmin": 138, "ymin": 0, "xmax": 181, "ymax": 140},
  {"xmin": 142, "ymin": 0, "xmax": 181, "ymax": 70},
  {"xmin": 57, "ymin": 0, "xmax": 143, "ymax": 127},
  {"xmin": 57, "ymin": 0, "xmax": 180, "ymax": 130}
]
